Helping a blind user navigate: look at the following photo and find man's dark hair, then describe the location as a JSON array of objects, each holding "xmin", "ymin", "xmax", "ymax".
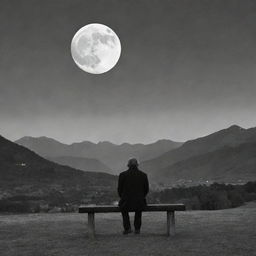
[{"xmin": 127, "ymin": 158, "xmax": 139, "ymax": 168}]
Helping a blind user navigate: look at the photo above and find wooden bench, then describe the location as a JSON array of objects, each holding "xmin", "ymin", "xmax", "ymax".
[{"xmin": 79, "ymin": 204, "xmax": 186, "ymax": 237}]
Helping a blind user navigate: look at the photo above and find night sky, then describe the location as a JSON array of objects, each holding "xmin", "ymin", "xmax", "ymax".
[{"xmin": 1, "ymin": 0, "xmax": 256, "ymax": 144}]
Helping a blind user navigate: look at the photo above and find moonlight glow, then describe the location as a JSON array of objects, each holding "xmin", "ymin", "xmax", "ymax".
[{"xmin": 71, "ymin": 23, "xmax": 121, "ymax": 74}]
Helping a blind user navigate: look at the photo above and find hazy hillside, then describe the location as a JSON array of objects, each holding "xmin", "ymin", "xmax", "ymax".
[
  {"xmin": 13, "ymin": 125, "xmax": 256, "ymax": 185},
  {"xmin": 47, "ymin": 156, "xmax": 110, "ymax": 173},
  {"xmin": 16, "ymin": 137, "xmax": 182, "ymax": 173},
  {"xmin": 158, "ymin": 142, "xmax": 256, "ymax": 184},
  {"xmin": 15, "ymin": 136, "xmax": 70, "ymax": 157},
  {"xmin": 0, "ymin": 135, "xmax": 117, "ymax": 209},
  {"xmin": 140, "ymin": 125, "xmax": 256, "ymax": 177}
]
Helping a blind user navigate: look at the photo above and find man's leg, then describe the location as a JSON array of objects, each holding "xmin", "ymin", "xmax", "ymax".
[
  {"xmin": 121, "ymin": 211, "xmax": 131, "ymax": 232},
  {"xmin": 134, "ymin": 211, "xmax": 142, "ymax": 232}
]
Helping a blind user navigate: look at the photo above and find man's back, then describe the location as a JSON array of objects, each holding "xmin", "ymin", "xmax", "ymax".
[
  {"xmin": 118, "ymin": 168, "xmax": 148, "ymax": 200},
  {"xmin": 118, "ymin": 166, "xmax": 149, "ymax": 211}
]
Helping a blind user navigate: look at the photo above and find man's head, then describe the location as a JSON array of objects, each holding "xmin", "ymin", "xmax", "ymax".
[{"xmin": 127, "ymin": 158, "xmax": 139, "ymax": 168}]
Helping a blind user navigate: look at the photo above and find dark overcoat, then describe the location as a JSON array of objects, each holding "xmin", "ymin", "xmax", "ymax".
[{"xmin": 118, "ymin": 167, "xmax": 149, "ymax": 211}]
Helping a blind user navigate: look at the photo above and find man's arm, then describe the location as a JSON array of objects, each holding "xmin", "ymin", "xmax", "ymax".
[
  {"xmin": 117, "ymin": 173, "xmax": 124, "ymax": 197},
  {"xmin": 144, "ymin": 174, "xmax": 149, "ymax": 196}
]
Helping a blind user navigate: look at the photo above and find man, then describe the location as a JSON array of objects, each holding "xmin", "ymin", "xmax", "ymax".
[{"xmin": 118, "ymin": 158, "xmax": 149, "ymax": 235}]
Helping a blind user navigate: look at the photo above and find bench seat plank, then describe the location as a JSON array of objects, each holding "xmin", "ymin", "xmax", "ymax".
[{"xmin": 79, "ymin": 204, "xmax": 185, "ymax": 213}]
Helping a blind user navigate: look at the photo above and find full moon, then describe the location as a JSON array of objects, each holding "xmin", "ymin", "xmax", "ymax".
[{"xmin": 71, "ymin": 23, "xmax": 121, "ymax": 74}]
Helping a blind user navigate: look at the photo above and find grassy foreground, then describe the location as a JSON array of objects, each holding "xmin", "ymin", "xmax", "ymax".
[{"xmin": 1, "ymin": 202, "xmax": 256, "ymax": 256}]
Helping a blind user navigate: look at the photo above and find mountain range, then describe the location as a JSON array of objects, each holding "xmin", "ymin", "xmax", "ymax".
[
  {"xmin": 15, "ymin": 137, "xmax": 182, "ymax": 174},
  {"xmin": 47, "ymin": 156, "xmax": 110, "ymax": 172},
  {"xmin": 140, "ymin": 125, "xmax": 256, "ymax": 184},
  {"xmin": 10, "ymin": 124, "xmax": 256, "ymax": 186},
  {"xmin": 0, "ymin": 135, "xmax": 116, "ymax": 203}
]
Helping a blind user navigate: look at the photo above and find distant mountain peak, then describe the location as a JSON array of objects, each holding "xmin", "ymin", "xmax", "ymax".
[
  {"xmin": 226, "ymin": 125, "xmax": 244, "ymax": 131},
  {"xmin": 18, "ymin": 135, "xmax": 54, "ymax": 141},
  {"xmin": 97, "ymin": 141, "xmax": 116, "ymax": 146},
  {"xmin": 16, "ymin": 136, "xmax": 67, "ymax": 145}
]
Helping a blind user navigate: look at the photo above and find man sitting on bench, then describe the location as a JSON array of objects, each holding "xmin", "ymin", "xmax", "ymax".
[{"xmin": 118, "ymin": 158, "xmax": 149, "ymax": 235}]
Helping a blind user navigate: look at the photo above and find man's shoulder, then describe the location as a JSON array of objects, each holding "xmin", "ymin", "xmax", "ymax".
[
  {"xmin": 137, "ymin": 169, "xmax": 148, "ymax": 177},
  {"xmin": 119, "ymin": 170, "xmax": 129, "ymax": 176},
  {"xmin": 119, "ymin": 169, "xmax": 147, "ymax": 177}
]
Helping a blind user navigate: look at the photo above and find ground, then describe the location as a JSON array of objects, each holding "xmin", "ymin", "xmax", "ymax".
[{"xmin": 1, "ymin": 202, "xmax": 256, "ymax": 256}]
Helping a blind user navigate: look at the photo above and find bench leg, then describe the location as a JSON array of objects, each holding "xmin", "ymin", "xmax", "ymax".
[
  {"xmin": 88, "ymin": 213, "xmax": 95, "ymax": 238},
  {"xmin": 167, "ymin": 211, "xmax": 175, "ymax": 236}
]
